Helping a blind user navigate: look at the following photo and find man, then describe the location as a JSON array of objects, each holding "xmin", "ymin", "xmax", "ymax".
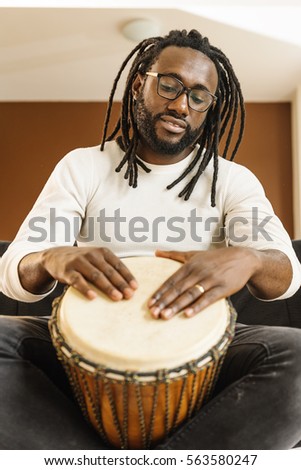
[{"xmin": 1, "ymin": 29, "xmax": 301, "ymax": 449}]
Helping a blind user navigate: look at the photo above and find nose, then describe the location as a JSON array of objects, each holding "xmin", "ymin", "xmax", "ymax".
[{"xmin": 166, "ymin": 91, "xmax": 189, "ymax": 117}]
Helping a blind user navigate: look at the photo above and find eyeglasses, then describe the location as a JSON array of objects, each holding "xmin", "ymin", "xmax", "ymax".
[{"xmin": 145, "ymin": 72, "xmax": 217, "ymax": 113}]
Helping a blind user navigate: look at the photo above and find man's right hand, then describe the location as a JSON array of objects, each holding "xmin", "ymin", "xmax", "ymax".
[{"xmin": 18, "ymin": 246, "xmax": 138, "ymax": 300}]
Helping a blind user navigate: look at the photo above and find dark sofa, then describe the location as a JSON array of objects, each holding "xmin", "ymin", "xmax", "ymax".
[{"xmin": 0, "ymin": 239, "xmax": 301, "ymax": 328}]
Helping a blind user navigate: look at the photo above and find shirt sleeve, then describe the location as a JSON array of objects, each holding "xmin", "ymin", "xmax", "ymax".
[
  {"xmin": 223, "ymin": 163, "xmax": 301, "ymax": 300},
  {"xmin": 0, "ymin": 148, "xmax": 94, "ymax": 302}
]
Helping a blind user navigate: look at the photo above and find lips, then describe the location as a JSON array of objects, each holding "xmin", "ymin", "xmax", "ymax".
[{"xmin": 159, "ymin": 115, "xmax": 187, "ymax": 134}]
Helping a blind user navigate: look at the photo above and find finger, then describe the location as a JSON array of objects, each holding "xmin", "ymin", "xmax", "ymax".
[
  {"xmin": 86, "ymin": 250, "xmax": 138, "ymax": 298},
  {"xmin": 68, "ymin": 258, "xmax": 124, "ymax": 301},
  {"xmin": 65, "ymin": 270, "xmax": 100, "ymax": 300},
  {"xmin": 102, "ymin": 250, "xmax": 138, "ymax": 289},
  {"xmin": 149, "ymin": 277, "xmax": 203, "ymax": 318},
  {"xmin": 155, "ymin": 249, "xmax": 188, "ymax": 263},
  {"xmin": 148, "ymin": 264, "xmax": 193, "ymax": 309},
  {"xmin": 92, "ymin": 261, "xmax": 135, "ymax": 300},
  {"xmin": 157, "ymin": 283, "xmax": 208, "ymax": 320},
  {"xmin": 183, "ymin": 286, "xmax": 224, "ymax": 317}
]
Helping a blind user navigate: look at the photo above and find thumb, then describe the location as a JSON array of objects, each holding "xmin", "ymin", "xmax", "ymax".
[{"xmin": 155, "ymin": 249, "xmax": 191, "ymax": 263}]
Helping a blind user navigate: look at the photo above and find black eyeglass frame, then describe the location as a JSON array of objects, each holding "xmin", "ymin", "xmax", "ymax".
[{"xmin": 145, "ymin": 72, "xmax": 217, "ymax": 113}]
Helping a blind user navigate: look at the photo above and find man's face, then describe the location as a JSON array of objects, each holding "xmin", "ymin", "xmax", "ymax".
[{"xmin": 133, "ymin": 46, "xmax": 219, "ymax": 159}]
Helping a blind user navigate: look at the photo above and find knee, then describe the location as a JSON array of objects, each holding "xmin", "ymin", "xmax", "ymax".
[
  {"xmin": 0, "ymin": 316, "xmax": 21, "ymax": 346},
  {"xmin": 0, "ymin": 315, "xmax": 50, "ymax": 353},
  {"xmin": 267, "ymin": 327, "xmax": 301, "ymax": 407},
  {"xmin": 273, "ymin": 327, "xmax": 301, "ymax": 370}
]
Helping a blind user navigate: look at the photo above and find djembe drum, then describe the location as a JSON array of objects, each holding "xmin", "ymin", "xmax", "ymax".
[{"xmin": 49, "ymin": 256, "xmax": 236, "ymax": 449}]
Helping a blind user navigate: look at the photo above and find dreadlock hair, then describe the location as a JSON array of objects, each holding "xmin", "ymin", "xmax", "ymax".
[{"xmin": 100, "ymin": 29, "xmax": 245, "ymax": 207}]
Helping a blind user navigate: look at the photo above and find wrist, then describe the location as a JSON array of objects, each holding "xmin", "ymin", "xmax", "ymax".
[{"xmin": 18, "ymin": 250, "xmax": 55, "ymax": 294}]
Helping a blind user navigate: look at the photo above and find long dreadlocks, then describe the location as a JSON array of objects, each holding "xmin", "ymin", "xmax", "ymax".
[{"xmin": 100, "ymin": 29, "xmax": 245, "ymax": 207}]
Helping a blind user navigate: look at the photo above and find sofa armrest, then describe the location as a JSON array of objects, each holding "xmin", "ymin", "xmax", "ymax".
[
  {"xmin": 231, "ymin": 240, "xmax": 301, "ymax": 328},
  {"xmin": 0, "ymin": 240, "xmax": 64, "ymax": 316}
]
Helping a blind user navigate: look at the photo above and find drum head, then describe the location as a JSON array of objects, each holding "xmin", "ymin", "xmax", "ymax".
[{"xmin": 57, "ymin": 256, "xmax": 230, "ymax": 372}]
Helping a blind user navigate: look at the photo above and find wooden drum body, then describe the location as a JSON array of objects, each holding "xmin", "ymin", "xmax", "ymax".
[{"xmin": 49, "ymin": 257, "xmax": 236, "ymax": 449}]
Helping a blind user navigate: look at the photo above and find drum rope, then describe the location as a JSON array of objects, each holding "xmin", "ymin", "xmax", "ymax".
[
  {"xmin": 122, "ymin": 373, "xmax": 131, "ymax": 450},
  {"xmin": 49, "ymin": 316, "xmax": 92, "ymax": 426},
  {"xmin": 202, "ymin": 347, "xmax": 221, "ymax": 406},
  {"xmin": 187, "ymin": 365, "xmax": 198, "ymax": 419},
  {"xmin": 77, "ymin": 366, "xmax": 110, "ymax": 445},
  {"xmin": 210, "ymin": 330, "xmax": 235, "ymax": 398},
  {"xmin": 163, "ymin": 370, "xmax": 171, "ymax": 439},
  {"xmin": 104, "ymin": 379, "xmax": 125, "ymax": 448},
  {"xmin": 69, "ymin": 360, "xmax": 90, "ymax": 422},
  {"xmin": 134, "ymin": 377, "xmax": 147, "ymax": 449},
  {"xmin": 146, "ymin": 373, "xmax": 161, "ymax": 449},
  {"xmin": 171, "ymin": 375, "xmax": 188, "ymax": 433},
  {"xmin": 78, "ymin": 367, "xmax": 98, "ymax": 419},
  {"xmin": 195, "ymin": 365, "xmax": 211, "ymax": 411},
  {"xmin": 208, "ymin": 303, "xmax": 237, "ymax": 395},
  {"xmin": 93, "ymin": 368, "xmax": 110, "ymax": 446}
]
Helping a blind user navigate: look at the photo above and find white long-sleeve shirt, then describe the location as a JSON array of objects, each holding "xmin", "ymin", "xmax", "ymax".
[{"xmin": 1, "ymin": 141, "xmax": 300, "ymax": 301}]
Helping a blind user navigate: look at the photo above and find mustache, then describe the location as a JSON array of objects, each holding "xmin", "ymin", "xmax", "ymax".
[
  {"xmin": 154, "ymin": 110, "xmax": 187, "ymax": 122},
  {"xmin": 154, "ymin": 111, "xmax": 191, "ymax": 131}
]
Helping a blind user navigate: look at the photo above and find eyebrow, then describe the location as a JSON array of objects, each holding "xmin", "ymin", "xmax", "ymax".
[{"xmin": 164, "ymin": 72, "xmax": 211, "ymax": 93}]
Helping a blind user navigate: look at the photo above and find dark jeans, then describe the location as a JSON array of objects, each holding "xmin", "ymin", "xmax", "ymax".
[{"xmin": 0, "ymin": 315, "xmax": 301, "ymax": 450}]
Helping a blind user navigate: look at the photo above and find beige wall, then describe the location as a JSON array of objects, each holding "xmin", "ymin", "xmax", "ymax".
[{"xmin": 0, "ymin": 102, "xmax": 293, "ymax": 240}]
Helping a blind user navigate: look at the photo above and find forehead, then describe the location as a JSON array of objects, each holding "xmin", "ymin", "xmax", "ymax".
[{"xmin": 150, "ymin": 46, "xmax": 218, "ymax": 91}]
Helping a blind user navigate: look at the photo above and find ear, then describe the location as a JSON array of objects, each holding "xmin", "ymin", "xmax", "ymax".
[{"xmin": 132, "ymin": 73, "xmax": 144, "ymax": 100}]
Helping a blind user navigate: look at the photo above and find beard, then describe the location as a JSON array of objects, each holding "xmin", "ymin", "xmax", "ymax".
[{"xmin": 135, "ymin": 96, "xmax": 202, "ymax": 155}]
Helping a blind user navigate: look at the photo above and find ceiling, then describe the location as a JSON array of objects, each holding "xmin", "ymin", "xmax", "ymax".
[{"xmin": 0, "ymin": 4, "xmax": 301, "ymax": 102}]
